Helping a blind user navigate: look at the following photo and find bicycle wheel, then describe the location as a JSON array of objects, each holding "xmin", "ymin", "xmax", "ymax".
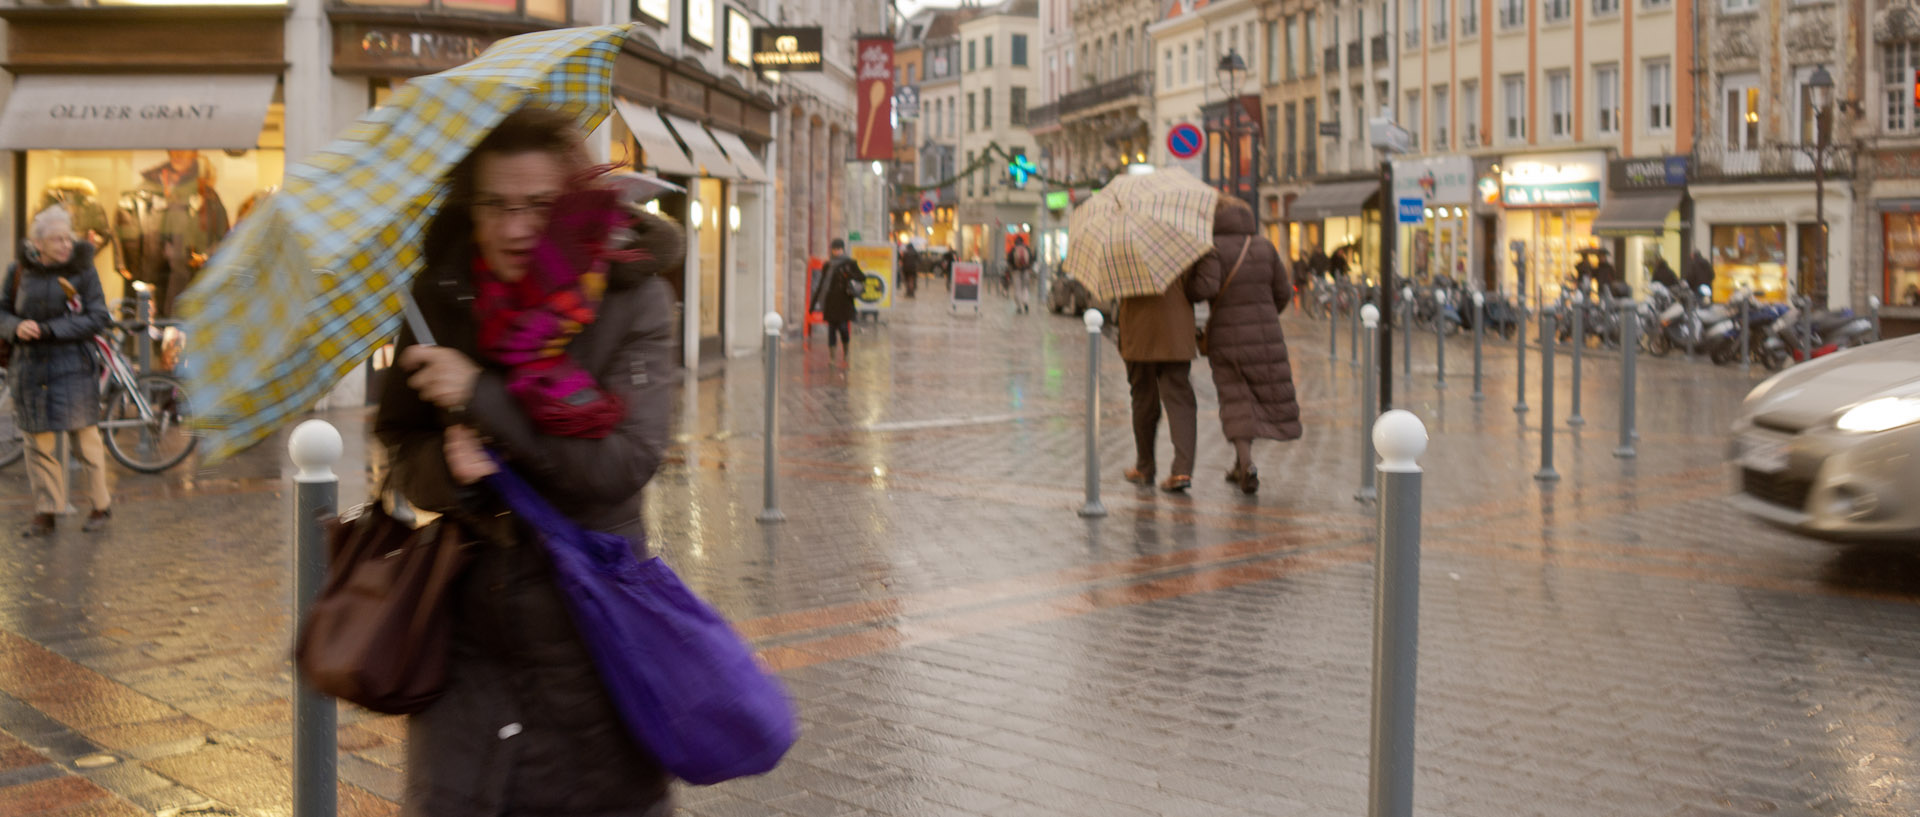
[
  {"xmin": 0, "ymin": 373, "xmax": 21, "ymax": 469},
  {"xmin": 102, "ymin": 373, "xmax": 197, "ymax": 473}
]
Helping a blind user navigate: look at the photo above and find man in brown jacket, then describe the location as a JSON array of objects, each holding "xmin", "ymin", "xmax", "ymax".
[{"xmin": 1118, "ymin": 267, "xmax": 1220, "ymax": 492}]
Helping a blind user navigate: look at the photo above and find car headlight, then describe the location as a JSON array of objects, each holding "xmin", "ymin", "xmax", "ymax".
[{"xmin": 1836, "ymin": 397, "xmax": 1920, "ymax": 434}]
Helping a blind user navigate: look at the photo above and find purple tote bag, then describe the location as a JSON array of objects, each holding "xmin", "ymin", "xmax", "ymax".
[{"xmin": 484, "ymin": 464, "xmax": 798, "ymax": 785}]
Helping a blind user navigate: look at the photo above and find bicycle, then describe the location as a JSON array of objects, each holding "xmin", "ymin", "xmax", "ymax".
[{"xmin": 0, "ymin": 315, "xmax": 196, "ymax": 473}]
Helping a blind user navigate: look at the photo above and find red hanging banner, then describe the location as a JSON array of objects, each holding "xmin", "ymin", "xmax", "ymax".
[{"xmin": 855, "ymin": 36, "xmax": 894, "ymax": 161}]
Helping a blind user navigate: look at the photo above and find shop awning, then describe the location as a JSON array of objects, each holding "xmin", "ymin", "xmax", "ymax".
[
  {"xmin": 0, "ymin": 74, "xmax": 276, "ymax": 150},
  {"xmin": 709, "ymin": 128, "xmax": 771, "ymax": 184},
  {"xmin": 664, "ymin": 113, "xmax": 738, "ymax": 180},
  {"xmin": 1592, "ymin": 190, "xmax": 1684, "ymax": 236},
  {"xmin": 614, "ymin": 98, "xmax": 699, "ymax": 178},
  {"xmin": 1288, "ymin": 180, "xmax": 1380, "ymax": 221}
]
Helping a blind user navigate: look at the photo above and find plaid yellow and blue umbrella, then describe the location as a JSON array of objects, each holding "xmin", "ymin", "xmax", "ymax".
[
  {"xmin": 176, "ymin": 24, "xmax": 632, "ymax": 462},
  {"xmin": 1062, "ymin": 167, "xmax": 1220, "ymax": 301}
]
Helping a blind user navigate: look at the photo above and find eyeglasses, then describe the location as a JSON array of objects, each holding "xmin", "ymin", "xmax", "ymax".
[
  {"xmin": 472, "ymin": 197, "xmax": 557, "ymax": 221},
  {"xmin": 32, "ymin": 233, "xmax": 75, "ymax": 246}
]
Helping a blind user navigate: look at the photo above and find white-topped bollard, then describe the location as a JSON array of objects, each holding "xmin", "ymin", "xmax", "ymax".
[
  {"xmin": 1368, "ymin": 409, "xmax": 1427, "ymax": 817},
  {"xmin": 289, "ymin": 419, "xmax": 341, "ymax": 817},
  {"xmin": 757, "ymin": 312, "xmax": 786, "ymax": 524},
  {"xmin": 1433, "ymin": 289, "xmax": 1447, "ymax": 389},
  {"xmin": 1356, "ymin": 305, "xmax": 1381, "ymax": 503},
  {"xmin": 1470, "ymin": 291, "xmax": 1485, "ymax": 401},
  {"xmin": 1400, "ymin": 287, "xmax": 1414, "ymax": 377},
  {"xmin": 1080, "ymin": 309, "xmax": 1107, "ymax": 518},
  {"xmin": 1869, "ymin": 295, "xmax": 1883, "ymax": 343}
]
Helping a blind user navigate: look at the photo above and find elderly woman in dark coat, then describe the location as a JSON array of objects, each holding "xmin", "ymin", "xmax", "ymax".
[
  {"xmin": 2, "ymin": 205, "xmax": 114, "ymax": 537},
  {"xmin": 374, "ymin": 108, "xmax": 683, "ymax": 816},
  {"xmin": 1195, "ymin": 197, "xmax": 1302, "ymax": 495}
]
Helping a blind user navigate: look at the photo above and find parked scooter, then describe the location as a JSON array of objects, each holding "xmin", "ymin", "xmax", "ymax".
[
  {"xmin": 1648, "ymin": 285, "xmax": 1728, "ymax": 357},
  {"xmin": 1758, "ymin": 299, "xmax": 1875, "ymax": 370},
  {"xmin": 1704, "ymin": 289, "xmax": 1789, "ymax": 365}
]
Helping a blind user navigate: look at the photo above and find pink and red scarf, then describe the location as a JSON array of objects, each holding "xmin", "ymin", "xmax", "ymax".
[{"xmin": 471, "ymin": 187, "xmax": 642, "ymax": 439}]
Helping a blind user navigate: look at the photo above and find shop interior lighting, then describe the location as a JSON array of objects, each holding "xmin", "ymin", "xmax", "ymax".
[
  {"xmin": 728, "ymin": 204, "xmax": 742, "ymax": 232},
  {"xmin": 690, "ymin": 200, "xmax": 705, "ymax": 228}
]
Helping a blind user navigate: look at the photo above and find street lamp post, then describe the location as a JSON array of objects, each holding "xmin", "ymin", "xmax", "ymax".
[
  {"xmin": 1217, "ymin": 50, "xmax": 1249, "ymax": 212},
  {"xmin": 1806, "ymin": 66, "xmax": 1834, "ymax": 308}
]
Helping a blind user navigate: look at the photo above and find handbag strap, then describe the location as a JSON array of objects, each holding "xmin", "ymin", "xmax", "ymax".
[{"xmin": 1220, "ymin": 237, "xmax": 1252, "ymax": 294}]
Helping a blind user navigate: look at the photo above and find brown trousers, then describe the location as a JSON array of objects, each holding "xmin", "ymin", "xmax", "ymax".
[
  {"xmin": 1125, "ymin": 360, "xmax": 1197, "ymax": 478},
  {"xmin": 26, "ymin": 427, "xmax": 111, "ymax": 515}
]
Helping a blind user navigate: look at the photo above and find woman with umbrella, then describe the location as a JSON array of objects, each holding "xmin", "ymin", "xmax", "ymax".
[
  {"xmin": 375, "ymin": 107, "xmax": 683, "ymax": 815},
  {"xmin": 1195, "ymin": 198, "xmax": 1302, "ymax": 494}
]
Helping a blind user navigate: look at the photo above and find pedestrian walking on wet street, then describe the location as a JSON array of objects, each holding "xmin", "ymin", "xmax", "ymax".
[
  {"xmin": 375, "ymin": 107, "xmax": 683, "ymax": 817},
  {"xmin": 1195, "ymin": 198, "xmax": 1301, "ymax": 495},
  {"xmin": 1119, "ymin": 256, "xmax": 1219, "ymax": 495},
  {"xmin": 2, "ymin": 205, "xmax": 114, "ymax": 538},
  {"xmin": 1006, "ymin": 236, "xmax": 1035, "ymax": 314},
  {"xmin": 815, "ymin": 238, "xmax": 864, "ymax": 366}
]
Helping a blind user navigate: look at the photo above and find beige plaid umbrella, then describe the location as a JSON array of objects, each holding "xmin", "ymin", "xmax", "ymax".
[{"xmin": 1063, "ymin": 167, "xmax": 1220, "ymax": 301}]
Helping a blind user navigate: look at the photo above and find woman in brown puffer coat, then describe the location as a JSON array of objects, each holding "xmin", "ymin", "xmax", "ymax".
[{"xmin": 1196, "ymin": 197, "xmax": 1302, "ymax": 494}]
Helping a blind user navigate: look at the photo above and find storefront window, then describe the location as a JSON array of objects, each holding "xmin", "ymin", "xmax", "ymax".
[
  {"xmin": 1710, "ymin": 224, "xmax": 1787, "ymax": 302},
  {"xmin": 697, "ymin": 178, "xmax": 725, "ymax": 345},
  {"xmin": 24, "ymin": 105, "xmax": 286, "ymax": 314},
  {"xmin": 337, "ymin": 0, "xmax": 565, "ymax": 22},
  {"xmin": 1886, "ymin": 212, "xmax": 1920, "ymax": 307}
]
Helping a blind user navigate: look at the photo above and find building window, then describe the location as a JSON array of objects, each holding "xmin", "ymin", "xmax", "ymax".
[
  {"xmin": 965, "ymin": 150, "xmax": 975, "ymax": 196},
  {"xmin": 1548, "ymin": 70, "xmax": 1571, "ymax": 137},
  {"xmin": 967, "ymin": 92, "xmax": 976, "ymax": 132},
  {"xmin": 1500, "ymin": 0, "xmax": 1525, "ymax": 28},
  {"xmin": 1011, "ymin": 87, "xmax": 1028, "ymax": 126},
  {"xmin": 1433, "ymin": 85, "xmax": 1450, "ymax": 148},
  {"xmin": 984, "ymin": 87, "xmax": 993, "ymax": 129},
  {"xmin": 1405, "ymin": 0, "xmax": 1421, "ymax": 47},
  {"xmin": 968, "ymin": 40, "xmax": 977, "ymax": 72},
  {"xmin": 1645, "ymin": 59, "xmax": 1673, "ymax": 132},
  {"xmin": 1544, "ymin": 0, "xmax": 1570, "ymax": 23},
  {"xmin": 1724, "ymin": 0, "xmax": 1755, "ymax": 11},
  {"xmin": 1462, "ymin": 80, "xmax": 1480, "ymax": 144},
  {"xmin": 1724, "ymin": 73, "xmax": 1761, "ymax": 152},
  {"xmin": 1165, "ymin": 49, "xmax": 1175, "ymax": 86},
  {"xmin": 1434, "ymin": 0, "xmax": 1450, "ymax": 40},
  {"xmin": 1596, "ymin": 64, "xmax": 1620, "ymax": 134},
  {"xmin": 1284, "ymin": 17, "xmax": 1300, "ymax": 80},
  {"xmin": 1122, "ymin": 30, "xmax": 1133, "ymax": 73},
  {"xmin": 1593, "ymin": 0, "xmax": 1619, "ymax": 14},
  {"xmin": 1503, "ymin": 73, "xmax": 1526, "ymax": 141},
  {"xmin": 1882, "ymin": 43, "xmax": 1920, "ymax": 133},
  {"xmin": 1013, "ymin": 34, "xmax": 1028, "ymax": 67},
  {"xmin": 1267, "ymin": 20, "xmax": 1282, "ymax": 84},
  {"xmin": 985, "ymin": 35, "xmax": 995, "ymax": 68},
  {"xmin": 1196, "ymin": 37, "xmax": 1207, "ymax": 81},
  {"xmin": 1267, "ymin": 103, "xmax": 1280, "ymax": 179},
  {"xmin": 1180, "ymin": 44, "xmax": 1190, "ymax": 85},
  {"xmin": 1304, "ymin": 12, "xmax": 1316, "ymax": 75},
  {"xmin": 1304, "ymin": 98, "xmax": 1319, "ymax": 175},
  {"xmin": 1461, "ymin": 0, "xmax": 1479, "ymax": 35},
  {"xmin": 1355, "ymin": 86, "xmax": 1368, "ymax": 143},
  {"xmin": 1284, "ymin": 101, "xmax": 1298, "ymax": 178},
  {"xmin": 1407, "ymin": 90, "xmax": 1423, "ymax": 148},
  {"xmin": 1886, "ymin": 211, "xmax": 1920, "ymax": 305}
]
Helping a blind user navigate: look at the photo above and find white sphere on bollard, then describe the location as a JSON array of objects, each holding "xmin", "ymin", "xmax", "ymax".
[
  {"xmin": 289, "ymin": 419, "xmax": 343, "ymax": 483},
  {"xmin": 1361, "ymin": 303, "xmax": 1380, "ymax": 328},
  {"xmin": 1436, "ymin": 289, "xmax": 1448, "ymax": 304},
  {"xmin": 1870, "ymin": 296, "xmax": 1882, "ymax": 309},
  {"xmin": 1373, "ymin": 410, "xmax": 1428, "ymax": 473},
  {"xmin": 1084, "ymin": 309, "xmax": 1105, "ymax": 332},
  {"xmin": 1472, "ymin": 291, "xmax": 1485, "ymax": 307},
  {"xmin": 763, "ymin": 311, "xmax": 784, "ymax": 336}
]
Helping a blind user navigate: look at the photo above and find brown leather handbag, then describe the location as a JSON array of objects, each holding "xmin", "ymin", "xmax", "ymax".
[{"xmin": 295, "ymin": 496, "xmax": 473, "ymax": 714}]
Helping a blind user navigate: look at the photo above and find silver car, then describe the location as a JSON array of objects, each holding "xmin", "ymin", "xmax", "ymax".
[{"xmin": 1728, "ymin": 333, "xmax": 1920, "ymax": 543}]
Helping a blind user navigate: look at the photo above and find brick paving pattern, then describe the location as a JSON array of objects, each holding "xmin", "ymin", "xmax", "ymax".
[{"xmin": 1, "ymin": 287, "xmax": 1917, "ymax": 816}]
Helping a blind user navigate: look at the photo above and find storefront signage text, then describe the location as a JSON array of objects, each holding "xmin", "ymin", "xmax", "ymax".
[
  {"xmin": 753, "ymin": 27, "xmax": 824, "ymax": 71},
  {"xmin": 1501, "ymin": 152, "xmax": 1606, "ymax": 209},
  {"xmin": 1391, "ymin": 156, "xmax": 1473, "ymax": 204},
  {"xmin": 1609, "ymin": 156, "xmax": 1689, "ymax": 190},
  {"xmin": 48, "ymin": 104, "xmax": 220, "ymax": 121},
  {"xmin": 359, "ymin": 30, "xmax": 489, "ymax": 64}
]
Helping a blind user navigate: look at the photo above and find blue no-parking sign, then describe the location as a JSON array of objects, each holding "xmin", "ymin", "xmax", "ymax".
[{"xmin": 1167, "ymin": 123, "xmax": 1204, "ymax": 160}]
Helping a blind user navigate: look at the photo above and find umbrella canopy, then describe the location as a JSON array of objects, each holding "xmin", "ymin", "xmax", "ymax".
[
  {"xmin": 1062, "ymin": 167, "xmax": 1219, "ymax": 301},
  {"xmin": 177, "ymin": 24, "xmax": 632, "ymax": 463}
]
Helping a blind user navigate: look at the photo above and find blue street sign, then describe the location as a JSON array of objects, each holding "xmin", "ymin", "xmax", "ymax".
[
  {"xmin": 1397, "ymin": 198, "xmax": 1424, "ymax": 224},
  {"xmin": 1167, "ymin": 123, "xmax": 1204, "ymax": 160},
  {"xmin": 920, "ymin": 198, "xmax": 934, "ymax": 215}
]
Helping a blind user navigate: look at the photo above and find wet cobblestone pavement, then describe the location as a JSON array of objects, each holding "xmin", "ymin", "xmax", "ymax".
[{"xmin": 3, "ymin": 286, "xmax": 1919, "ymax": 816}]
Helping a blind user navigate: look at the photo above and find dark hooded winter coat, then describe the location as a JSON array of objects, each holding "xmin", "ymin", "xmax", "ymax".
[
  {"xmin": 374, "ymin": 206, "xmax": 685, "ymax": 817},
  {"xmin": 0, "ymin": 242, "xmax": 111, "ymax": 434},
  {"xmin": 1196, "ymin": 200, "xmax": 1302, "ymax": 443}
]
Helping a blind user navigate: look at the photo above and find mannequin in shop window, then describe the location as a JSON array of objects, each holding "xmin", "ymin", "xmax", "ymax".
[
  {"xmin": 39, "ymin": 178, "xmax": 112, "ymax": 254},
  {"xmin": 113, "ymin": 150, "xmax": 230, "ymax": 318}
]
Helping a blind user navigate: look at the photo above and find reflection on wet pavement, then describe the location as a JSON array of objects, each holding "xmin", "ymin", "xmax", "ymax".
[{"xmin": 2, "ymin": 294, "xmax": 1919, "ymax": 816}]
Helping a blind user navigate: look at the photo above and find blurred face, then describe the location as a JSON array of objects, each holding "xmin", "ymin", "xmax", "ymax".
[
  {"xmin": 31, "ymin": 228, "xmax": 74, "ymax": 265},
  {"xmin": 470, "ymin": 150, "xmax": 567, "ymax": 282},
  {"xmin": 167, "ymin": 150, "xmax": 197, "ymax": 171}
]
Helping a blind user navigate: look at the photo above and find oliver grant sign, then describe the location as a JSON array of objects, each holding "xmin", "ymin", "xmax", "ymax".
[
  {"xmin": 0, "ymin": 74, "xmax": 277, "ymax": 150},
  {"xmin": 333, "ymin": 23, "xmax": 496, "ymax": 75}
]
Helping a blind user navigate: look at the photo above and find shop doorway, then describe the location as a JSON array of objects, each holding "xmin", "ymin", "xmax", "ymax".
[
  {"xmin": 1796, "ymin": 222, "xmax": 1828, "ymax": 305},
  {"xmin": 696, "ymin": 177, "xmax": 726, "ymax": 363},
  {"xmin": 1478, "ymin": 215, "xmax": 1499, "ymax": 292}
]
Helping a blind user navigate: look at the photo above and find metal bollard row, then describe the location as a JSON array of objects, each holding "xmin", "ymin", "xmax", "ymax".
[
  {"xmin": 758, "ymin": 313, "xmax": 786, "ymax": 524},
  {"xmin": 1080, "ymin": 309, "xmax": 1107, "ymax": 518},
  {"xmin": 1356, "ymin": 305, "xmax": 1381, "ymax": 503},
  {"xmin": 289, "ymin": 421, "xmax": 342, "ymax": 817},
  {"xmin": 1536, "ymin": 313, "xmax": 1559, "ymax": 483},
  {"xmin": 1367, "ymin": 410, "xmax": 1428, "ymax": 817}
]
